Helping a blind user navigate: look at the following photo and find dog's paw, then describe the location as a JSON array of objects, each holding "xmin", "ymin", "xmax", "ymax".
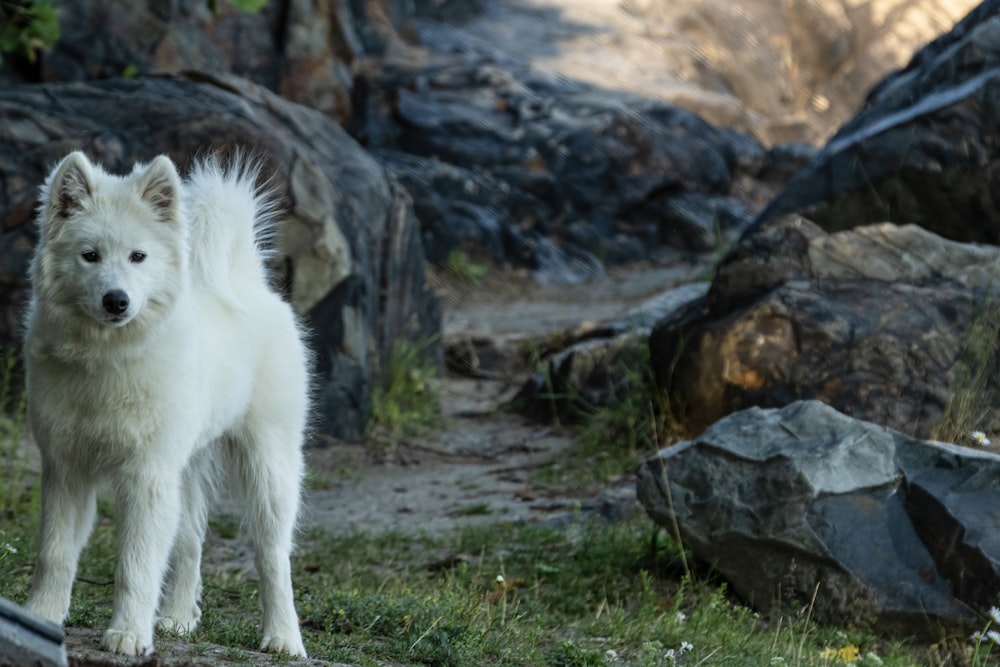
[
  {"xmin": 156, "ymin": 605, "xmax": 201, "ymax": 634},
  {"xmin": 260, "ymin": 634, "xmax": 307, "ymax": 658},
  {"xmin": 101, "ymin": 628, "xmax": 152, "ymax": 656}
]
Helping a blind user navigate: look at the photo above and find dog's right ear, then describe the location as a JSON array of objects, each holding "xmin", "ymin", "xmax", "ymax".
[{"xmin": 41, "ymin": 152, "xmax": 95, "ymax": 231}]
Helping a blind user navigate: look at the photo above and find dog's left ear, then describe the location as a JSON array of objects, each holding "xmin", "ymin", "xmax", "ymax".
[
  {"xmin": 44, "ymin": 151, "xmax": 95, "ymax": 220},
  {"xmin": 139, "ymin": 155, "xmax": 182, "ymax": 224}
]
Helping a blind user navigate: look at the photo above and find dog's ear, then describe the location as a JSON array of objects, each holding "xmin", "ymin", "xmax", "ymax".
[
  {"xmin": 139, "ymin": 155, "xmax": 182, "ymax": 224},
  {"xmin": 43, "ymin": 151, "xmax": 95, "ymax": 225}
]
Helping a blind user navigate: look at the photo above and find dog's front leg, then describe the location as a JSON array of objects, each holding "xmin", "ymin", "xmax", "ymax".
[
  {"xmin": 102, "ymin": 469, "xmax": 182, "ymax": 656},
  {"xmin": 158, "ymin": 455, "xmax": 212, "ymax": 635},
  {"xmin": 26, "ymin": 467, "xmax": 97, "ymax": 623}
]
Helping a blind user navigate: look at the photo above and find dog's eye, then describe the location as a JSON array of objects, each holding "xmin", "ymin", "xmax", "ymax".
[
  {"xmin": 81, "ymin": 251, "xmax": 99, "ymax": 263},
  {"xmin": 130, "ymin": 251, "xmax": 146, "ymax": 263}
]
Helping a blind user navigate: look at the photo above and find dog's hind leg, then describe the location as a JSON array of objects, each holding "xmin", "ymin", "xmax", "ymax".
[
  {"xmin": 230, "ymin": 424, "xmax": 307, "ymax": 658},
  {"xmin": 26, "ymin": 468, "xmax": 97, "ymax": 623},
  {"xmin": 102, "ymin": 468, "xmax": 183, "ymax": 656},
  {"xmin": 157, "ymin": 451, "xmax": 212, "ymax": 635}
]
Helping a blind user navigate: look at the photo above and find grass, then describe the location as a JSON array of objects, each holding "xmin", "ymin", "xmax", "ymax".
[
  {"xmin": 0, "ymin": 0, "xmax": 60, "ymax": 65},
  {"xmin": 534, "ymin": 336, "xmax": 681, "ymax": 486},
  {"xmin": 1, "ymin": 490, "xmax": 986, "ymax": 666},
  {"xmin": 932, "ymin": 294, "xmax": 1000, "ymax": 446},
  {"xmin": 370, "ymin": 336, "xmax": 443, "ymax": 452},
  {"xmin": 0, "ymin": 426, "xmax": 996, "ymax": 666},
  {"xmin": 443, "ymin": 249, "xmax": 488, "ymax": 285}
]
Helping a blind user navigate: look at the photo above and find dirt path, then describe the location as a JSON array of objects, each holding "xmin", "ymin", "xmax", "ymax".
[{"xmin": 301, "ymin": 262, "xmax": 702, "ymax": 540}]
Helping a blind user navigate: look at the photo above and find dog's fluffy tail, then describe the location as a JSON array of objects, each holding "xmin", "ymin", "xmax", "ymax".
[{"xmin": 183, "ymin": 153, "xmax": 279, "ymax": 308}]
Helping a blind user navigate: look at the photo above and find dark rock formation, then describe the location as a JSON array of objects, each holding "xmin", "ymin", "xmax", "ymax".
[
  {"xmin": 746, "ymin": 0, "xmax": 1000, "ymax": 243},
  {"xmin": 649, "ymin": 217, "xmax": 1000, "ymax": 439},
  {"xmin": 0, "ymin": 74, "xmax": 440, "ymax": 440},
  {"xmin": 355, "ymin": 53, "xmax": 798, "ymax": 281},
  {"xmin": 636, "ymin": 400, "xmax": 1000, "ymax": 635},
  {"xmin": 513, "ymin": 283, "xmax": 709, "ymax": 421},
  {"xmin": 1, "ymin": 0, "xmax": 419, "ymax": 121},
  {"xmin": 2, "ymin": 0, "xmax": 815, "ymax": 284}
]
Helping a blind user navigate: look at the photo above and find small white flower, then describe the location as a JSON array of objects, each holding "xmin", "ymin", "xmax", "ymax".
[
  {"xmin": 990, "ymin": 606, "xmax": 1000, "ymax": 625},
  {"xmin": 604, "ymin": 649, "xmax": 618, "ymax": 662},
  {"xmin": 665, "ymin": 648, "xmax": 676, "ymax": 662},
  {"xmin": 675, "ymin": 610, "xmax": 687, "ymax": 625},
  {"xmin": 680, "ymin": 641, "xmax": 694, "ymax": 653},
  {"xmin": 987, "ymin": 629, "xmax": 1000, "ymax": 645},
  {"xmin": 972, "ymin": 630, "xmax": 986, "ymax": 642},
  {"xmin": 495, "ymin": 574, "xmax": 504, "ymax": 584},
  {"xmin": 3, "ymin": 543, "xmax": 15, "ymax": 554},
  {"xmin": 971, "ymin": 431, "xmax": 992, "ymax": 446}
]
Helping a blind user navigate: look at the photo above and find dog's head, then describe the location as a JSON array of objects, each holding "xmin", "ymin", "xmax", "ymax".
[{"xmin": 32, "ymin": 152, "xmax": 190, "ymax": 332}]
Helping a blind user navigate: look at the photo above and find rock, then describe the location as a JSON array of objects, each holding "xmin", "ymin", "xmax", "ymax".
[
  {"xmin": 747, "ymin": 0, "xmax": 1000, "ymax": 243},
  {"xmin": 514, "ymin": 283, "xmax": 709, "ymax": 421},
  {"xmin": 349, "ymin": 0, "xmax": 420, "ymax": 55},
  {"xmin": 412, "ymin": 0, "xmax": 484, "ymax": 23},
  {"xmin": 0, "ymin": 74, "xmax": 440, "ymax": 440},
  {"xmin": 1, "ymin": 0, "xmax": 419, "ymax": 121},
  {"xmin": 636, "ymin": 400, "xmax": 1000, "ymax": 635},
  {"xmin": 421, "ymin": 0, "xmax": 975, "ymax": 145},
  {"xmin": 541, "ymin": 485, "xmax": 639, "ymax": 529},
  {"xmin": 444, "ymin": 331, "xmax": 539, "ymax": 380},
  {"xmin": 356, "ymin": 53, "xmax": 771, "ymax": 280},
  {"xmin": 650, "ymin": 217, "xmax": 1000, "ymax": 440},
  {"xmin": 0, "ymin": 596, "xmax": 66, "ymax": 667}
]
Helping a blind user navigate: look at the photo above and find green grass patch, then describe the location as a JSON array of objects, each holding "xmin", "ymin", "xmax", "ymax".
[
  {"xmin": 534, "ymin": 338, "xmax": 681, "ymax": 486},
  {"xmin": 443, "ymin": 249, "xmax": 488, "ymax": 285},
  {"xmin": 0, "ymin": 0, "xmax": 59, "ymax": 65},
  {"xmin": 0, "ymin": 482, "xmax": 990, "ymax": 667},
  {"xmin": 933, "ymin": 295, "xmax": 1000, "ymax": 446},
  {"xmin": 370, "ymin": 337, "xmax": 442, "ymax": 452}
]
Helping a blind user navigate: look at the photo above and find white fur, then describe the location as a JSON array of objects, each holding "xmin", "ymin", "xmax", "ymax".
[{"xmin": 23, "ymin": 151, "xmax": 310, "ymax": 658}]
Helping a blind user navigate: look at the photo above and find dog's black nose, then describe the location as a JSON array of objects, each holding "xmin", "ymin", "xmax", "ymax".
[{"xmin": 102, "ymin": 290, "xmax": 130, "ymax": 315}]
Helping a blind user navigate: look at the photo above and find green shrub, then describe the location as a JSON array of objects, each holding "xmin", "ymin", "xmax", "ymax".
[{"xmin": 0, "ymin": 1, "xmax": 59, "ymax": 64}]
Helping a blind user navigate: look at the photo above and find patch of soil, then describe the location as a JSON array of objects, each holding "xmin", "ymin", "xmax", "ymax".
[{"xmin": 301, "ymin": 263, "xmax": 691, "ymax": 540}]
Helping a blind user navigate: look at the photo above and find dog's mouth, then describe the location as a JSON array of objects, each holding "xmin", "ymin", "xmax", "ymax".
[{"xmin": 102, "ymin": 313, "xmax": 131, "ymax": 327}]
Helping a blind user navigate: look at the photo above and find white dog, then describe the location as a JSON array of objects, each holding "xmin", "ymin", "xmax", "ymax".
[{"xmin": 22, "ymin": 151, "xmax": 310, "ymax": 657}]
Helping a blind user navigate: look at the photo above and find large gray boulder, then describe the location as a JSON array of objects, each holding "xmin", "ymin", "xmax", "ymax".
[
  {"xmin": 0, "ymin": 74, "xmax": 440, "ymax": 440},
  {"xmin": 746, "ymin": 0, "xmax": 1000, "ymax": 243},
  {"xmin": 636, "ymin": 400, "xmax": 1000, "ymax": 635},
  {"xmin": 650, "ymin": 217, "xmax": 1000, "ymax": 439}
]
